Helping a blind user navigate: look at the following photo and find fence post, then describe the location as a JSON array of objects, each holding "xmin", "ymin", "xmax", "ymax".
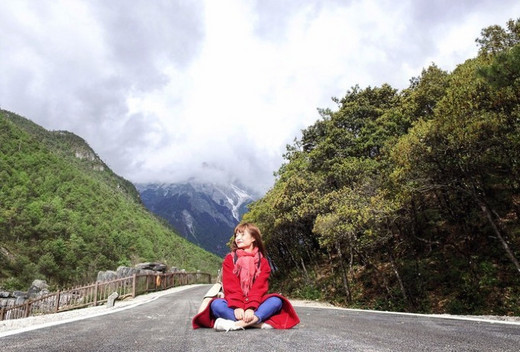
[
  {"xmin": 94, "ymin": 281, "xmax": 99, "ymax": 306},
  {"xmin": 56, "ymin": 290, "xmax": 61, "ymax": 313},
  {"xmin": 24, "ymin": 301, "xmax": 31, "ymax": 318},
  {"xmin": 132, "ymin": 273, "xmax": 137, "ymax": 298},
  {"xmin": 0, "ymin": 307, "xmax": 5, "ymax": 321}
]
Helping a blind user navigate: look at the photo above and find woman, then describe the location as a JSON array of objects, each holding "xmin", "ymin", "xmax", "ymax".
[{"xmin": 192, "ymin": 223, "xmax": 300, "ymax": 331}]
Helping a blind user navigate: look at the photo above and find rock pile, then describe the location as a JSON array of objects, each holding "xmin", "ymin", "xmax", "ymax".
[
  {"xmin": 96, "ymin": 262, "xmax": 181, "ymax": 282},
  {"xmin": 1, "ymin": 262, "xmax": 182, "ymax": 310},
  {"xmin": 0, "ymin": 279, "xmax": 50, "ymax": 310}
]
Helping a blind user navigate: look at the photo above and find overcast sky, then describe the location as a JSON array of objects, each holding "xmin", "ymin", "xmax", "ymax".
[{"xmin": 1, "ymin": 1, "xmax": 518, "ymax": 194}]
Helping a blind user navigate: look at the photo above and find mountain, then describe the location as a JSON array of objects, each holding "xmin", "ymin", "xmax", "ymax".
[
  {"xmin": 0, "ymin": 109, "xmax": 222, "ymax": 290},
  {"xmin": 135, "ymin": 182, "xmax": 259, "ymax": 257}
]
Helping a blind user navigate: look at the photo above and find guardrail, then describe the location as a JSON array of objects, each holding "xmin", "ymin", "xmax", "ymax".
[{"xmin": 0, "ymin": 271, "xmax": 211, "ymax": 321}]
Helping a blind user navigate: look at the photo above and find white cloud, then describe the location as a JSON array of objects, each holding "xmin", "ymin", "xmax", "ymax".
[{"xmin": 1, "ymin": 0, "xmax": 519, "ymax": 193}]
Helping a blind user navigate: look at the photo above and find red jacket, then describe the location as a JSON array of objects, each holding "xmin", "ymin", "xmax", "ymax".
[{"xmin": 192, "ymin": 253, "xmax": 300, "ymax": 329}]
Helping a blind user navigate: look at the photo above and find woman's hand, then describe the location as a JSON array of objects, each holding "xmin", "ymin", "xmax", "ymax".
[
  {"xmin": 243, "ymin": 309, "xmax": 256, "ymax": 323},
  {"xmin": 234, "ymin": 308, "xmax": 244, "ymax": 320}
]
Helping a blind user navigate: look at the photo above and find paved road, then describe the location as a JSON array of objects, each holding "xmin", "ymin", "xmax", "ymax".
[{"xmin": 1, "ymin": 285, "xmax": 520, "ymax": 351}]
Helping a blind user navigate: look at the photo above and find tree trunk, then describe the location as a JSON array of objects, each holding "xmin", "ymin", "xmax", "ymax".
[
  {"xmin": 480, "ymin": 200, "xmax": 520, "ymax": 274},
  {"xmin": 327, "ymin": 248, "xmax": 335, "ymax": 276},
  {"xmin": 471, "ymin": 186, "xmax": 520, "ymax": 274},
  {"xmin": 349, "ymin": 246, "xmax": 355, "ymax": 278},
  {"xmin": 282, "ymin": 243, "xmax": 302, "ymax": 274},
  {"xmin": 336, "ymin": 241, "xmax": 352, "ymax": 303},
  {"xmin": 388, "ymin": 251, "xmax": 408, "ymax": 303},
  {"xmin": 300, "ymin": 257, "xmax": 309, "ymax": 281}
]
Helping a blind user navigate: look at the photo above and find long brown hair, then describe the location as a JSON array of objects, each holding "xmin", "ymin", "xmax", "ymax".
[{"xmin": 230, "ymin": 222, "xmax": 266, "ymax": 256}]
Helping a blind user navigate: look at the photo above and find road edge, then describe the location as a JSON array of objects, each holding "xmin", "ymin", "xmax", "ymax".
[
  {"xmin": 290, "ymin": 299, "xmax": 520, "ymax": 326},
  {"xmin": 0, "ymin": 285, "xmax": 199, "ymax": 338}
]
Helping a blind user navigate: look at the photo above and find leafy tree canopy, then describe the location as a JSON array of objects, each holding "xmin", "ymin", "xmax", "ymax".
[
  {"xmin": 244, "ymin": 18, "xmax": 520, "ymax": 315},
  {"xmin": 0, "ymin": 111, "xmax": 221, "ymax": 289}
]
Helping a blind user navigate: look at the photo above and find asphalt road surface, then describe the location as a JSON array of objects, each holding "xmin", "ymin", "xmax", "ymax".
[{"xmin": 1, "ymin": 285, "xmax": 520, "ymax": 351}]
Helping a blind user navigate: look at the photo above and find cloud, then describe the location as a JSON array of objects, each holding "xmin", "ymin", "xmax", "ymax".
[
  {"xmin": 0, "ymin": 0, "xmax": 205, "ymax": 180},
  {"xmin": 1, "ymin": 0, "xmax": 519, "ymax": 194}
]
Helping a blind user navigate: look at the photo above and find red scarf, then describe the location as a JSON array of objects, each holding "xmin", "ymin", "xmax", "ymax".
[{"xmin": 233, "ymin": 247, "xmax": 261, "ymax": 296}]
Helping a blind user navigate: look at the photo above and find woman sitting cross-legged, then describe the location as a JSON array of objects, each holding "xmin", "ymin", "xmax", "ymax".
[{"xmin": 192, "ymin": 223, "xmax": 300, "ymax": 331}]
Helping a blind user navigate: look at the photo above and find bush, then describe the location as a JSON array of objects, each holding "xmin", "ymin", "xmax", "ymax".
[{"xmin": 1, "ymin": 277, "xmax": 25, "ymax": 291}]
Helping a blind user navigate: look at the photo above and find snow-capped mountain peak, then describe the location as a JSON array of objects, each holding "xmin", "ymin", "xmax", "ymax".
[{"xmin": 135, "ymin": 181, "xmax": 259, "ymax": 256}]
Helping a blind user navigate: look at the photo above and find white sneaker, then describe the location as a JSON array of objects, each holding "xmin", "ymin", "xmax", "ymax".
[
  {"xmin": 213, "ymin": 318, "xmax": 244, "ymax": 332},
  {"xmin": 261, "ymin": 323, "xmax": 273, "ymax": 329}
]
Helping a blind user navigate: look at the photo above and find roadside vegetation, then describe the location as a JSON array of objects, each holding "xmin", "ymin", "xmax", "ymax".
[
  {"xmin": 0, "ymin": 111, "xmax": 222, "ymax": 291},
  {"xmin": 244, "ymin": 19, "xmax": 520, "ymax": 315}
]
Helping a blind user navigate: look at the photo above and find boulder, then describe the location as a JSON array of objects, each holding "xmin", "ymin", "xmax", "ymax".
[
  {"xmin": 97, "ymin": 263, "xmax": 171, "ymax": 283},
  {"xmin": 28, "ymin": 279, "xmax": 50, "ymax": 298},
  {"xmin": 0, "ymin": 298, "xmax": 16, "ymax": 308},
  {"xmin": 107, "ymin": 292, "xmax": 119, "ymax": 308},
  {"xmin": 116, "ymin": 266, "xmax": 138, "ymax": 278},
  {"xmin": 135, "ymin": 262, "xmax": 167, "ymax": 272},
  {"xmin": 15, "ymin": 296, "xmax": 25, "ymax": 305},
  {"xmin": 13, "ymin": 291, "xmax": 27, "ymax": 298},
  {"xmin": 97, "ymin": 270, "xmax": 118, "ymax": 282}
]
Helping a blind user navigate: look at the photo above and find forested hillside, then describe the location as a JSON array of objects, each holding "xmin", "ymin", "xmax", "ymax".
[
  {"xmin": 244, "ymin": 19, "xmax": 520, "ymax": 315},
  {"xmin": 0, "ymin": 111, "xmax": 222, "ymax": 290}
]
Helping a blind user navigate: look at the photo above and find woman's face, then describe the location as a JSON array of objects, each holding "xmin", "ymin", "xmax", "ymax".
[{"xmin": 235, "ymin": 229, "xmax": 255, "ymax": 251}]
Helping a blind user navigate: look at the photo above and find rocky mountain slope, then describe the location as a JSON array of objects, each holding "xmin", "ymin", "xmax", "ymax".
[{"xmin": 135, "ymin": 182, "xmax": 258, "ymax": 256}]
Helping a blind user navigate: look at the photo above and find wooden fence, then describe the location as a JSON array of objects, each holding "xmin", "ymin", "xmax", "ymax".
[{"xmin": 0, "ymin": 271, "xmax": 211, "ymax": 321}]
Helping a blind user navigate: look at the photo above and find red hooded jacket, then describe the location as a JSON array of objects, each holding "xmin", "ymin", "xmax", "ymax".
[{"xmin": 192, "ymin": 252, "xmax": 300, "ymax": 329}]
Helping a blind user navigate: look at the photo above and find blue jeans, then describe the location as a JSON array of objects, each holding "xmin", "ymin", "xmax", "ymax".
[{"xmin": 210, "ymin": 297, "xmax": 282, "ymax": 323}]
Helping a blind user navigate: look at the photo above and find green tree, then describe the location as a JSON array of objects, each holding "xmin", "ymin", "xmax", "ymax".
[{"xmin": 476, "ymin": 18, "xmax": 520, "ymax": 55}]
